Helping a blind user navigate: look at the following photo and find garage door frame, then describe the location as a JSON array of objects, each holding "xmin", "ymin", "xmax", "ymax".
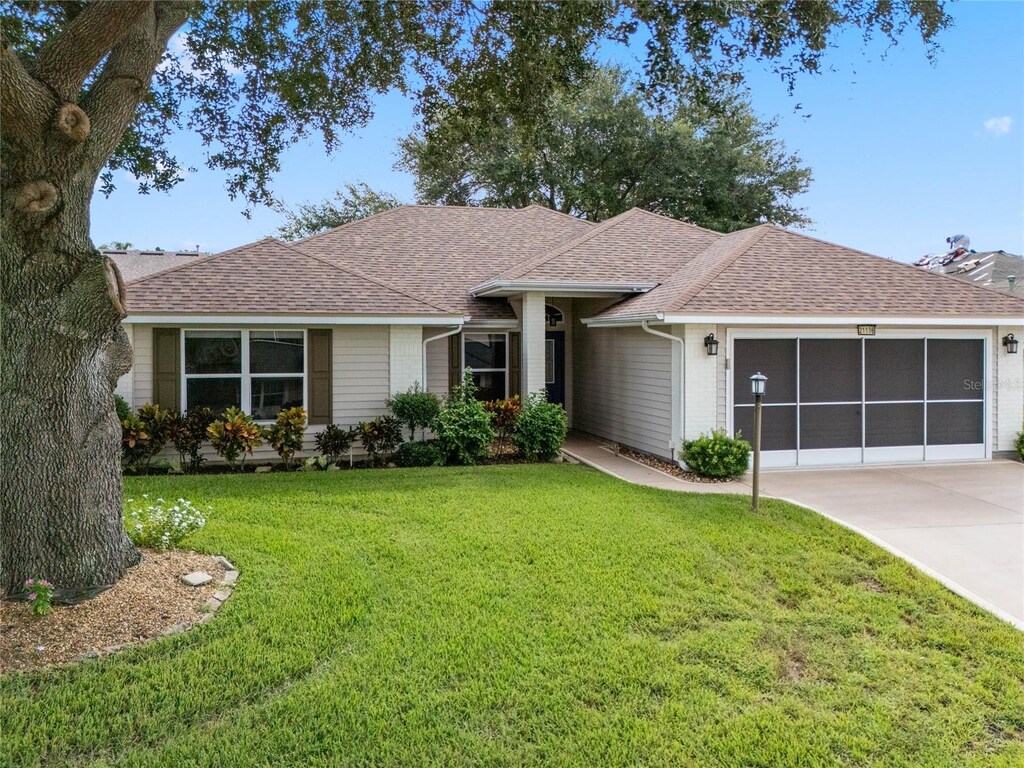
[{"xmin": 726, "ymin": 328, "xmax": 991, "ymax": 467}]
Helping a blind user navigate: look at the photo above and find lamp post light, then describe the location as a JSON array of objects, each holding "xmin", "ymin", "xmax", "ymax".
[{"xmin": 749, "ymin": 372, "xmax": 767, "ymax": 512}]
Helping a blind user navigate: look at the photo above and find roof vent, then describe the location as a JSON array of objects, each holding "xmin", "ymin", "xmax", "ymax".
[{"xmin": 1008, "ymin": 275, "xmax": 1017, "ymax": 290}]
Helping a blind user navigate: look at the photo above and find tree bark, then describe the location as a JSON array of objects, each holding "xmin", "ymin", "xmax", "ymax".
[
  {"xmin": 0, "ymin": 1, "xmax": 191, "ymax": 597},
  {"xmin": 1, "ymin": 173, "xmax": 139, "ymax": 596}
]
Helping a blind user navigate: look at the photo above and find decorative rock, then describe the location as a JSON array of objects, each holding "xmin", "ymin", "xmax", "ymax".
[
  {"xmin": 213, "ymin": 590, "xmax": 231, "ymax": 602},
  {"xmin": 255, "ymin": 465, "xmax": 273, "ymax": 473},
  {"xmin": 213, "ymin": 555, "xmax": 235, "ymax": 571},
  {"xmin": 205, "ymin": 597, "xmax": 222, "ymax": 612},
  {"xmin": 78, "ymin": 649, "xmax": 100, "ymax": 660},
  {"xmin": 198, "ymin": 611, "xmax": 216, "ymax": 624},
  {"xmin": 162, "ymin": 623, "xmax": 187, "ymax": 636},
  {"xmin": 104, "ymin": 644, "xmax": 126, "ymax": 653},
  {"xmin": 181, "ymin": 571, "xmax": 213, "ymax": 587},
  {"xmin": 220, "ymin": 570, "xmax": 239, "ymax": 585}
]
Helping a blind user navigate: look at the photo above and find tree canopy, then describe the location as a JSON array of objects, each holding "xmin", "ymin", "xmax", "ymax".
[
  {"xmin": 277, "ymin": 182, "xmax": 400, "ymax": 240},
  {"xmin": 399, "ymin": 68, "xmax": 812, "ymax": 230}
]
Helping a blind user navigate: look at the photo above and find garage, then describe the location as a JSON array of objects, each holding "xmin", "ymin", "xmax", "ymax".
[{"xmin": 731, "ymin": 335, "xmax": 987, "ymax": 467}]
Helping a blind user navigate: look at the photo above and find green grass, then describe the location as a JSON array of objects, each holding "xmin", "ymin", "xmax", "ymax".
[{"xmin": 3, "ymin": 465, "xmax": 1023, "ymax": 767}]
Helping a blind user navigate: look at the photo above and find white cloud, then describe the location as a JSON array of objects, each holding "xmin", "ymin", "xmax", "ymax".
[{"xmin": 983, "ymin": 116, "xmax": 1013, "ymax": 136}]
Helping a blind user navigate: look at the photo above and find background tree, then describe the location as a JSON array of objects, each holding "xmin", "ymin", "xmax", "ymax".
[
  {"xmin": 401, "ymin": 68, "xmax": 812, "ymax": 230},
  {"xmin": 277, "ymin": 182, "xmax": 400, "ymax": 241},
  {"xmin": 98, "ymin": 240, "xmax": 135, "ymax": 250},
  {"xmin": 0, "ymin": 1, "xmax": 951, "ymax": 596}
]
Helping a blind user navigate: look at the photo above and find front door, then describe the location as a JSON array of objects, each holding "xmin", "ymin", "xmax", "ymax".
[{"xmin": 545, "ymin": 331, "xmax": 565, "ymax": 405}]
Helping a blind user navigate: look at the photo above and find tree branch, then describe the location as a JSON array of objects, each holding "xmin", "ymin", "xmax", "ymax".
[
  {"xmin": 81, "ymin": 1, "xmax": 192, "ymax": 174},
  {"xmin": 31, "ymin": 1, "xmax": 152, "ymax": 101},
  {"xmin": 0, "ymin": 37, "xmax": 57, "ymax": 148}
]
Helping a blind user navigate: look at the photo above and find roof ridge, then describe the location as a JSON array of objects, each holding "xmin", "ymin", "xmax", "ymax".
[
  {"xmin": 518, "ymin": 204, "xmax": 597, "ymax": 225},
  {"xmin": 625, "ymin": 206, "xmax": 723, "ymax": 236},
  {"xmin": 495, "ymin": 208, "xmax": 647, "ymax": 281},
  {"xmin": 276, "ymin": 238, "xmax": 455, "ymax": 314},
  {"xmin": 768, "ymin": 226, "xmax": 1024, "ymax": 305},
  {"xmin": 293, "ymin": 204, "xmax": 415, "ymax": 246},
  {"xmin": 124, "ymin": 238, "xmax": 277, "ymax": 287},
  {"xmin": 671, "ymin": 226, "xmax": 772, "ymax": 311}
]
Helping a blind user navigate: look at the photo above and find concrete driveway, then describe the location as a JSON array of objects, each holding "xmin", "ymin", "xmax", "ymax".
[{"xmin": 756, "ymin": 461, "xmax": 1024, "ymax": 627}]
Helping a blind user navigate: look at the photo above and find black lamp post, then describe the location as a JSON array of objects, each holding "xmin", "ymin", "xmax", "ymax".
[{"xmin": 750, "ymin": 372, "xmax": 767, "ymax": 512}]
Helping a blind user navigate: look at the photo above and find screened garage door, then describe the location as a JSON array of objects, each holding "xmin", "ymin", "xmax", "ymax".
[{"xmin": 732, "ymin": 337, "xmax": 986, "ymax": 466}]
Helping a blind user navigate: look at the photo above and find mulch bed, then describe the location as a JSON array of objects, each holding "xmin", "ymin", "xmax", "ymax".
[
  {"xmin": 1, "ymin": 550, "xmax": 225, "ymax": 673},
  {"xmin": 618, "ymin": 446, "xmax": 736, "ymax": 484}
]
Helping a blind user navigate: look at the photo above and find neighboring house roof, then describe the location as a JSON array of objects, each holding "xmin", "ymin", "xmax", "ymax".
[
  {"xmin": 123, "ymin": 205, "xmax": 1024, "ymax": 322},
  {"xmin": 596, "ymin": 226, "xmax": 1024, "ymax": 319},
  {"xmin": 932, "ymin": 250, "xmax": 1023, "ymax": 294},
  {"xmin": 105, "ymin": 249, "xmax": 208, "ymax": 282},
  {"xmin": 125, "ymin": 237, "xmax": 453, "ymax": 316}
]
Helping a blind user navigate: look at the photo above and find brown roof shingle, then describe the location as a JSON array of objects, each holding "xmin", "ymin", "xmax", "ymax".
[{"xmin": 597, "ymin": 226, "xmax": 1024, "ymax": 319}]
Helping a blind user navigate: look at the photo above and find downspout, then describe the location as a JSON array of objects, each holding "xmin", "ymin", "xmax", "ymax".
[
  {"xmin": 641, "ymin": 319, "xmax": 685, "ymax": 462},
  {"xmin": 422, "ymin": 325, "xmax": 463, "ymax": 390}
]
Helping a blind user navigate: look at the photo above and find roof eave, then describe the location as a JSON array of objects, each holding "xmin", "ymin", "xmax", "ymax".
[
  {"xmin": 469, "ymin": 280, "xmax": 658, "ymax": 298},
  {"xmin": 123, "ymin": 312, "xmax": 470, "ymax": 326}
]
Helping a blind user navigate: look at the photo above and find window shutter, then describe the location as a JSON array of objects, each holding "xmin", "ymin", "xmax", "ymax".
[
  {"xmin": 308, "ymin": 328, "xmax": 332, "ymax": 425},
  {"xmin": 448, "ymin": 333, "xmax": 462, "ymax": 391},
  {"xmin": 508, "ymin": 331, "xmax": 522, "ymax": 399},
  {"xmin": 152, "ymin": 328, "xmax": 180, "ymax": 411}
]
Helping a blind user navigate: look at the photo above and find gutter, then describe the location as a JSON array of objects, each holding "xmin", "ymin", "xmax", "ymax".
[
  {"xmin": 640, "ymin": 320, "xmax": 685, "ymax": 461},
  {"xmin": 421, "ymin": 324, "xmax": 463, "ymax": 389}
]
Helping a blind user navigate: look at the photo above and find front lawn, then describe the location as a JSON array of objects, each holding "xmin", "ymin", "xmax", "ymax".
[{"xmin": 3, "ymin": 465, "xmax": 1022, "ymax": 766}]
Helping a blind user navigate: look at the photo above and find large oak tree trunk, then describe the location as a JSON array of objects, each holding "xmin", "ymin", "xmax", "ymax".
[{"xmin": 1, "ymin": 174, "xmax": 139, "ymax": 596}]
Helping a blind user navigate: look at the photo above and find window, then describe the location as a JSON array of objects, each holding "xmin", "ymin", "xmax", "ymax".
[
  {"xmin": 183, "ymin": 330, "xmax": 305, "ymax": 419},
  {"xmin": 463, "ymin": 333, "xmax": 507, "ymax": 401}
]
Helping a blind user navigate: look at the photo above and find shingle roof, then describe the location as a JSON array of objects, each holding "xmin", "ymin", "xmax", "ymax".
[
  {"xmin": 126, "ymin": 238, "xmax": 452, "ymax": 315},
  {"xmin": 106, "ymin": 250, "xmax": 208, "ymax": 282},
  {"xmin": 493, "ymin": 208, "xmax": 721, "ymax": 284},
  {"xmin": 932, "ymin": 250, "xmax": 1023, "ymax": 295},
  {"xmin": 596, "ymin": 226, "xmax": 1024, "ymax": 319},
  {"xmin": 297, "ymin": 205, "xmax": 593, "ymax": 318}
]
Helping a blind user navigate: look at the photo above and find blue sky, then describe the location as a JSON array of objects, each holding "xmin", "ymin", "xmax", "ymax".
[{"xmin": 92, "ymin": 1, "xmax": 1023, "ymax": 262}]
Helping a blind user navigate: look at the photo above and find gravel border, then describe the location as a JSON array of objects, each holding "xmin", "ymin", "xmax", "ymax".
[
  {"xmin": 1, "ymin": 550, "xmax": 238, "ymax": 673},
  {"xmin": 617, "ymin": 446, "xmax": 737, "ymax": 484}
]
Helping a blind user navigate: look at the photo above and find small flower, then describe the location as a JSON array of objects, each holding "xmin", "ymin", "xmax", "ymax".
[{"xmin": 27, "ymin": 593, "xmax": 37, "ymax": 601}]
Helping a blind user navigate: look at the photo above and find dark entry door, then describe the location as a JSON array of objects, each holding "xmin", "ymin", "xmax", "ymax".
[{"xmin": 545, "ymin": 331, "xmax": 565, "ymax": 405}]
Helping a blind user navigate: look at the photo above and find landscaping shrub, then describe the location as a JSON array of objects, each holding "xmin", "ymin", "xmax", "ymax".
[
  {"xmin": 356, "ymin": 415, "xmax": 404, "ymax": 467},
  {"xmin": 113, "ymin": 393, "xmax": 132, "ymax": 423},
  {"xmin": 172, "ymin": 407, "xmax": 215, "ymax": 473},
  {"xmin": 1015, "ymin": 427, "xmax": 1024, "ymax": 461},
  {"xmin": 484, "ymin": 395, "xmax": 521, "ymax": 452},
  {"xmin": 136, "ymin": 403, "xmax": 176, "ymax": 471},
  {"xmin": 395, "ymin": 440, "xmax": 444, "ymax": 467},
  {"xmin": 512, "ymin": 392, "xmax": 568, "ymax": 461},
  {"xmin": 434, "ymin": 370, "xmax": 495, "ymax": 466},
  {"xmin": 387, "ymin": 383, "xmax": 441, "ymax": 440},
  {"xmin": 120, "ymin": 412, "xmax": 151, "ymax": 473},
  {"xmin": 207, "ymin": 407, "xmax": 263, "ymax": 470},
  {"xmin": 315, "ymin": 424, "xmax": 355, "ymax": 466},
  {"xmin": 124, "ymin": 494, "xmax": 206, "ymax": 550},
  {"xmin": 265, "ymin": 406, "xmax": 307, "ymax": 469},
  {"xmin": 680, "ymin": 429, "xmax": 751, "ymax": 478}
]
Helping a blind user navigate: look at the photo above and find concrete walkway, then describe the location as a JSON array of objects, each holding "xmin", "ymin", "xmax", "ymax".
[{"xmin": 561, "ymin": 435, "xmax": 1024, "ymax": 629}]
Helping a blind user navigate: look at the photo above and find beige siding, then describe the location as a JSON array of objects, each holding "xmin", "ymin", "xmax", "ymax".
[
  {"xmin": 422, "ymin": 328, "xmax": 450, "ymax": 395},
  {"xmin": 131, "ymin": 324, "xmax": 154, "ymax": 409},
  {"xmin": 997, "ymin": 324, "xmax": 1024, "ymax": 452},
  {"xmin": 572, "ymin": 319, "xmax": 674, "ymax": 459},
  {"xmin": 334, "ymin": 325, "xmax": 391, "ymax": 429},
  {"xmin": 115, "ymin": 323, "xmax": 135, "ymax": 404},
  {"xmin": 389, "ymin": 325, "xmax": 424, "ymax": 394},
  {"xmin": 682, "ymin": 323, "xmax": 718, "ymax": 441}
]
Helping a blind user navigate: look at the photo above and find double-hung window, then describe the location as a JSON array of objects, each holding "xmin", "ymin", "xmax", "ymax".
[
  {"xmin": 183, "ymin": 330, "xmax": 305, "ymax": 419},
  {"xmin": 463, "ymin": 333, "xmax": 507, "ymax": 401}
]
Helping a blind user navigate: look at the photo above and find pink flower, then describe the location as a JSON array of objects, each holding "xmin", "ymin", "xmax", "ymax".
[
  {"xmin": 40, "ymin": 580, "xmax": 52, "ymax": 587},
  {"xmin": 24, "ymin": 578, "xmax": 33, "ymax": 587},
  {"xmin": 27, "ymin": 593, "xmax": 37, "ymax": 601}
]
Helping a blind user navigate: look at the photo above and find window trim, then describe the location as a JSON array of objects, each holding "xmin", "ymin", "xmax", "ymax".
[
  {"xmin": 461, "ymin": 331, "xmax": 509, "ymax": 400},
  {"xmin": 180, "ymin": 328, "xmax": 308, "ymax": 421}
]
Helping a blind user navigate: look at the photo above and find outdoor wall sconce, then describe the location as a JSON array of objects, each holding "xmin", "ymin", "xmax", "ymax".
[
  {"xmin": 1003, "ymin": 333, "xmax": 1019, "ymax": 354},
  {"xmin": 703, "ymin": 333, "xmax": 719, "ymax": 356}
]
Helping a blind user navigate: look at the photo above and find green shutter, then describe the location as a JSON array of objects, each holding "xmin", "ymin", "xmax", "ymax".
[
  {"xmin": 308, "ymin": 328, "xmax": 332, "ymax": 425},
  {"xmin": 508, "ymin": 331, "xmax": 522, "ymax": 399},
  {"xmin": 448, "ymin": 333, "xmax": 462, "ymax": 391},
  {"xmin": 152, "ymin": 327, "xmax": 180, "ymax": 411}
]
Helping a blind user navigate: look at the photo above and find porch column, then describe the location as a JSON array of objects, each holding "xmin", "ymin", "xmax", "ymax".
[{"xmin": 520, "ymin": 292, "xmax": 547, "ymax": 397}]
